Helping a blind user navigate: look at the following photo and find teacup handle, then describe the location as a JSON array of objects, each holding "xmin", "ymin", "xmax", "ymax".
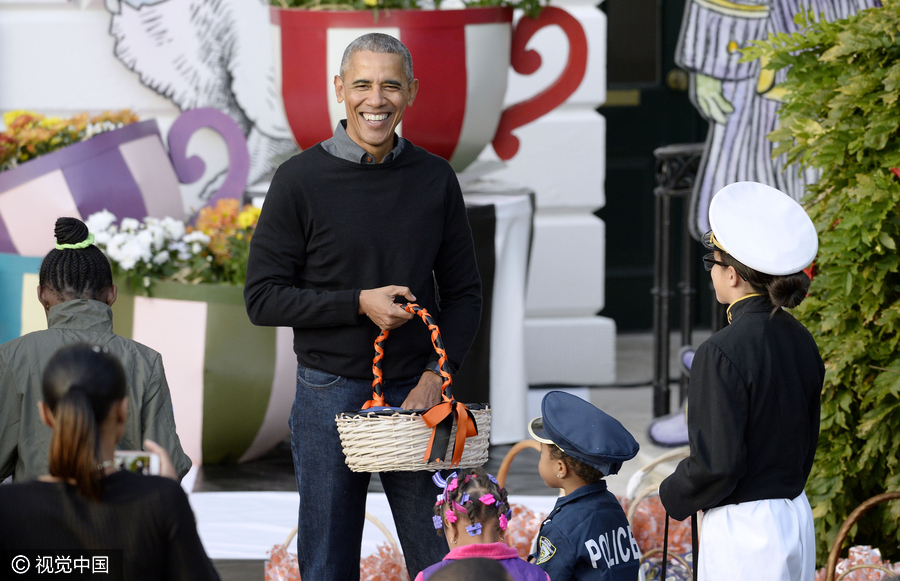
[
  {"xmin": 166, "ymin": 108, "xmax": 250, "ymax": 207},
  {"xmin": 492, "ymin": 6, "xmax": 588, "ymax": 160}
]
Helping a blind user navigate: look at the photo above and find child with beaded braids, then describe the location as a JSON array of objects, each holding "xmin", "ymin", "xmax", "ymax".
[
  {"xmin": 0, "ymin": 217, "xmax": 190, "ymax": 482},
  {"xmin": 416, "ymin": 467, "xmax": 550, "ymax": 581}
]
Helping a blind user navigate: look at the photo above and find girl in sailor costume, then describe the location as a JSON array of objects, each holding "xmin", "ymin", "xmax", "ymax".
[{"xmin": 659, "ymin": 181, "xmax": 825, "ymax": 581}]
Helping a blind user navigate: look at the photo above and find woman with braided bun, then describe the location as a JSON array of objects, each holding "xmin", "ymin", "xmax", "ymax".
[
  {"xmin": 0, "ymin": 343, "xmax": 219, "ymax": 580},
  {"xmin": 418, "ymin": 467, "xmax": 550, "ymax": 581},
  {"xmin": 0, "ymin": 217, "xmax": 190, "ymax": 482}
]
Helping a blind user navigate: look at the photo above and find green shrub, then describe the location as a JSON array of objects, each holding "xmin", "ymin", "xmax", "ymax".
[{"xmin": 741, "ymin": 1, "xmax": 900, "ymax": 564}]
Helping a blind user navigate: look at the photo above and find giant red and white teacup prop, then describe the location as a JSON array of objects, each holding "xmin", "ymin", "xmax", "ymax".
[{"xmin": 271, "ymin": 6, "xmax": 587, "ymax": 171}]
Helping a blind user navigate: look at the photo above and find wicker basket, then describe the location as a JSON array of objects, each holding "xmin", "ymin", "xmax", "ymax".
[
  {"xmin": 824, "ymin": 491, "xmax": 900, "ymax": 581},
  {"xmin": 335, "ymin": 304, "xmax": 491, "ymax": 472}
]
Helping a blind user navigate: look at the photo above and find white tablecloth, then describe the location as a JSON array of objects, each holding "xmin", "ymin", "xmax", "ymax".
[{"xmin": 463, "ymin": 184, "xmax": 533, "ymax": 444}]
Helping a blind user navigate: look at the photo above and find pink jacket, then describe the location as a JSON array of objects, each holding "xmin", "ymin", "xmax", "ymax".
[{"xmin": 415, "ymin": 542, "xmax": 551, "ymax": 581}]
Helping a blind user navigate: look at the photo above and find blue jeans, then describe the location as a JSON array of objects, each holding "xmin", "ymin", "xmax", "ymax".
[{"xmin": 290, "ymin": 364, "xmax": 448, "ymax": 581}]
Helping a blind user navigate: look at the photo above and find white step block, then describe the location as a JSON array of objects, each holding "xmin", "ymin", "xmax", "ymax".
[
  {"xmin": 526, "ymin": 211, "xmax": 605, "ymax": 317},
  {"xmin": 506, "ymin": 6, "xmax": 606, "ymax": 109},
  {"xmin": 477, "ymin": 110, "xmax": 605, "ymax": 210},
  {"xmin": 525, "ymin": 316, "xmax": 616, "ymax": 385}
]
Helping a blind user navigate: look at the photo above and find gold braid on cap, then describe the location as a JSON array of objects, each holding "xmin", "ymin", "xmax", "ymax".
[{"xmin": 702, "ymin": 230, "xmax": 727, "ymax": 252}]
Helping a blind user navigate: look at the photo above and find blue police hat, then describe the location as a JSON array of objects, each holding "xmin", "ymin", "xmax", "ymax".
[{"xmin": 528, "ymin": 391, "xmax": 639, "ymax": 476}]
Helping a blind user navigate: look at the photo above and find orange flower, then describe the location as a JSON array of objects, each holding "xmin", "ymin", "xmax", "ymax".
[{"xmin": 1, "ymin": 109, "xmax": 139, "ymax": 172}]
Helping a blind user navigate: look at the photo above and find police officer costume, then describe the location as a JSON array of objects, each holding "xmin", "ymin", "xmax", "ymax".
[
  {"xmin": 528, "ymin": 391, "xmax": 641, "ymax": 581},
  {"xmin": 659, "ymin": 182, "xmax": 824, "ymax": 581}
]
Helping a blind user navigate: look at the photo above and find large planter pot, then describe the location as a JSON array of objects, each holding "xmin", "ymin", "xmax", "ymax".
[
  {"xmin": 0, "ymin": 109, "xmax": 250, "ymax": 258},
  {"xmin": 112, "ymin": 281, "xmax": 295, "ymax": 466},
  {"xmin": 270, "ymin": 6, "xmax": 588, "ymax": 171},
  {"xmin": 0, "ymin": 120, "xmax": 184, "ymax": 257}
]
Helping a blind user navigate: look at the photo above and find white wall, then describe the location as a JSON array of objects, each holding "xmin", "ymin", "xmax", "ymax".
[{"xmin": 474, "ymin": 4, "xmax": 615, "ymax": 385}]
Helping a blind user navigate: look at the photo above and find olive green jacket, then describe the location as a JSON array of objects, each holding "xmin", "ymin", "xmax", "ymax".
[{"xmin": 0, "ymin": 299, "xmax": 191, "ymax": 481}]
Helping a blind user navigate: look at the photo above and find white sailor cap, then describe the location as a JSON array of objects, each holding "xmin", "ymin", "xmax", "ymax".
[{"xmin": 705, "ymin": 182, "xmax": 818, "ymax": 276}]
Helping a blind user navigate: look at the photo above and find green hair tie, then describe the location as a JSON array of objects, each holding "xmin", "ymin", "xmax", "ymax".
[{"xmin": 54, "ymin": 232, "xmax": 94, "ymax": 250}]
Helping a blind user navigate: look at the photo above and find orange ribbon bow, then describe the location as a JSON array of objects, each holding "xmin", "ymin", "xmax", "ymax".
[{"xmin": 422, "ymin": 397, "xmax": 478, "ymax": 466}]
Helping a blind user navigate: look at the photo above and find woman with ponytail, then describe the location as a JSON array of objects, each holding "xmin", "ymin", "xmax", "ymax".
[
  {"xmin": 659, "ymin": 182, "xmax": 825, "ymax": 581},
  {"xmin": 0, "ymin": 344, "xmax": 219, "ymax": 580},
  {"xmin": 0, "ymin": 217, "xmax": 190, "ymax": 482}
]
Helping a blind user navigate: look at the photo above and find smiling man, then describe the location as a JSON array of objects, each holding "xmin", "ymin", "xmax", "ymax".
[
  {"xmin": 334, "ymin": 48, "xmax": 418, "ymax": 163},
  {"xmin": 244, "ymin": 34, "xmax": 482, "ymax": 581}
]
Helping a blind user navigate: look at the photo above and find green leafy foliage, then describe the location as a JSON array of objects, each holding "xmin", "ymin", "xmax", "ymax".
[{"xmin": 742, "ymin": 0, "xmax": 900, "ymax": 564}]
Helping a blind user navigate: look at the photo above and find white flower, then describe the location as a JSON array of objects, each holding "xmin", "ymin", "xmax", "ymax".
[
  {"xmin": 160, "ymin": 217, "xmax": 186, "ymax": 240},
  {"xmin": 167, "ymin": 240, "xmax": 193, "ymax": 261},
  {"xmin": 183, "ymin": 231, "xmax": 211, "ymax": 244},
  {"xmin": 152, "ymin": 250, "xmax": 170, "ymax": 265},
  {"xmin": 104, "ymin": 232, "xmax": 131, "ymax": 264},
  {"xmin": 85, "ymin": 210, "xmax": 118, "ymax": 234},
  {"xmin": 92, "ymin": 230, "xmax": 112, "ymax": 247},
  {"xmin": 112, "ymin": 252, "xmax": 137, "ymax": 271},
  {"xmin": 139, "ymin": 223, "xmax": 166, "ymax": 251},
  {"xmin": 137, "ymin": 229, "xmax": 158, "ymax": 252},
  {"xmin": 182, "ymin": 231, "xmax": 211, "ymax": 255},
  {"xmin": 120, "ymin": 218, "xmax": 140, "ymax": 233},
  {"xmin": 106, "ymin": 232, "xmax": 151, "ymax": 270}
]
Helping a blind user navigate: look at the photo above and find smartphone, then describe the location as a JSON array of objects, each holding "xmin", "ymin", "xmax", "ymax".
[{"xmin": 113, "ymin": 450, "xmax": 160, "ymax": 475}]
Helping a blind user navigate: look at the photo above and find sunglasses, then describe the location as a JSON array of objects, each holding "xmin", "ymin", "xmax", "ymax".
[{"xmin": 702, "ymin": 253, "xmax": 729, "ymax": 272}]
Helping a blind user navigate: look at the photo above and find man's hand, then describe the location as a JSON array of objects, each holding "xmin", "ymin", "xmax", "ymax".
[
  {"xmin": 401, "ymin": 372, "xmax": 444, "ymax": 410},
  {"xmin": 144, "ymin": 439, "xmax": 178, "ymax": 481},
  {"xmin": 692, "ymin": 73, "xmax": 734, "ymax": 125},
  {"xmin": 359, "ymin": 285, "xmax": 417, "ymax": 330}
]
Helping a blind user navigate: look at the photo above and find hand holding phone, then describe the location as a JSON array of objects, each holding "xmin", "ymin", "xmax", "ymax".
[
  {"xmin": 142, "ymin": 439, "xmax": 179, "ymax": 480},
  {"xmin": 114, "ymin": 450, "xmax": 161, "ymax": 475}
]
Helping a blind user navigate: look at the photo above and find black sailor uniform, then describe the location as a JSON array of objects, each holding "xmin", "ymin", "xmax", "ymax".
[{"xmin": 659, "ymin": 294, "xmax": 825, "ymax": 520}]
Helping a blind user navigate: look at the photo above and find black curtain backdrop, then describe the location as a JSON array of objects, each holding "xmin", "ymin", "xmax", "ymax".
[{"xmin": 452, "ymin": 204, "xmax": 496, "ymax": 405}]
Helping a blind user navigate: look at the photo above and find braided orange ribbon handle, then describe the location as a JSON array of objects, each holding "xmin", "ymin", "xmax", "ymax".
[{"xmin": 362, "ymin": 303, "xmax": 478, "ymax": 466}]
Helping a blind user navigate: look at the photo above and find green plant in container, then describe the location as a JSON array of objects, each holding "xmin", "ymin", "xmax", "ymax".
[
  {"xmin": 271, "ymin": 0, "xmax": 547, "ymax": 22},
  {"xmin": 87, "ymin": 199, "xmax": 261, "ymax": 293},
  {"xmin": 0, "ymin": 110, "xmax": 138, "ymax": 172},
  {"xmin": 742, "ymin": 0, "xmax": 900, "ymax": 564}
]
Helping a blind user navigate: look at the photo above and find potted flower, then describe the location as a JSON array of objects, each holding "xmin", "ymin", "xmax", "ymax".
[
  {"xmin": 87, "ymin": 201, "xmax": 295, "ymax": 467},
  {"xmin": 0, "ymin": 109, "xmax": 186, "ymax": 345},
  {"xmin": 0, "ymin": 110, "xmax": 191, "ymax": 257},
  {"xmin": 0, "ymin": 109, "xmax": 139, "ymax": 172},
  {"xmin": 0, "ymin": 107, "xmax": 252, "ymax": 258},
  {"xmin": 268, "ymin": 0, "xmax": 589, "ymax": 170}
]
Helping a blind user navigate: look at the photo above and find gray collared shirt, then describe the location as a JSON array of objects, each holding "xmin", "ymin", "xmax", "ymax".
[{"xmin": 321, "ymin": 120, "xmax": 404, "ymax": 164}]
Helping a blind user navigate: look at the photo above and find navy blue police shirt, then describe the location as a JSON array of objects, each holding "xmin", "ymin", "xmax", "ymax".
[{"xmin": 532, "ymin": 481, "xmax": 641, "ymax": 580}]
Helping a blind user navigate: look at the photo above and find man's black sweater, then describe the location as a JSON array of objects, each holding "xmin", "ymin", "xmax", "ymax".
[{"xmin": 244, "ymin": 142, "xmax": 482, "ymax": 381}]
